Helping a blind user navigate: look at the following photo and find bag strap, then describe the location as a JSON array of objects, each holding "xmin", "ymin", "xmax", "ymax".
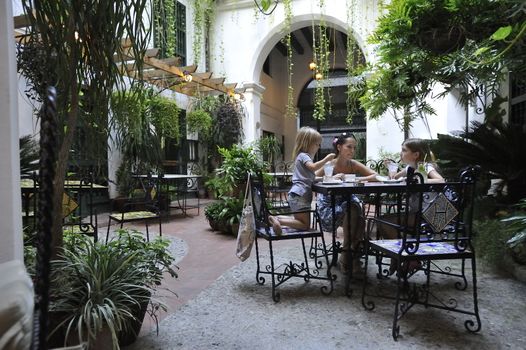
[{"xmin": 243, "ymin": 173, "xmax": 251, "ymax": 204}]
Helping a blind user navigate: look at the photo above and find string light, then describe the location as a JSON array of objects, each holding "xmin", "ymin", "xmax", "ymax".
[{"xmin": 183, "ymin": 71, "xmax": 192, "ymax": 82}]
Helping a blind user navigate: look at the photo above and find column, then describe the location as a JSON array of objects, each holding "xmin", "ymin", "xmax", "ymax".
[
  {"xmin": 241, "ymin": 82, "xmax": 266, "ymax": 143},
  {"xmin": 0, "ymin": 0, "xmax": 24, "ymax": 262}
]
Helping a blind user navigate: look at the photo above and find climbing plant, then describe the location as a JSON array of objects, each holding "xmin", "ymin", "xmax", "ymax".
[
  {"xmin": 17, "ymin": 0, "xmax": 151, "ymax": 256},
  {"xmin": 345, "ymin": 0, "xmax": 366, "ymax": 124},
  {"xmin": 192, "ymin": 0, "xmax": 215, "ymax": 66},
  {"xmin": 358, "ymin": 0, "xmax": 525, "ymax": 127},
  {"xmin": 152, "ymin": 0, "xmax": 176, "ymax": 58}
]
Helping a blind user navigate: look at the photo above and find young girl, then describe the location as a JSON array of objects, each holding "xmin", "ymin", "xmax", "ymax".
[
  {"xmin": 269, "ymin": 127, "xmax": 335, "ymax": 234},
  {"xmin": 315, "ymin": 132, "xmax": 378, "ymax": 275},
  {"xmin": 391, "ymin": 138, "xmax": 444, "ymax": 183},
  {"xmin": 379, "ymin": 138, "xmax": 445, "ymax": 275}
]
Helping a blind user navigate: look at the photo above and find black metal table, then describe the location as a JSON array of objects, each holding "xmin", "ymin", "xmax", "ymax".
[{"xmin": 312, "ymin": 181, "xmax": 408, "ymax": 264}]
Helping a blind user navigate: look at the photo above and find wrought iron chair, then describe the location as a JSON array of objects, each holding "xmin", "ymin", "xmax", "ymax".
[
  {"xmin": 62, "ymin": 172, "xmax": 99, "ymax": 241},
  {"xmin": 21, "ymin": 171, "xmax": 39, "ymax": 232},
  {"xmin": 361, "ymin": 166, "xmax": 481, "ymax": 340},
  {"xmin": 106, "ymin": 174, "xmax": 162, "ymax": 242},
  {"xmin": 172, "ymin": 162, "xmax": 202, "ymax": 215},
  {"xmin": 266, "ymin": 160, "xmax": 293, "ymax": 211},
  {"xmin": 250, "ymin": 172, "xmax": 334, "ymax": 302}
]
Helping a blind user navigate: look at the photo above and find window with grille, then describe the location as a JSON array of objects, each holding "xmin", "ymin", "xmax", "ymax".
[{"xmin": 153, "ymin": 0, "xmax": 186, "ymax": 65}]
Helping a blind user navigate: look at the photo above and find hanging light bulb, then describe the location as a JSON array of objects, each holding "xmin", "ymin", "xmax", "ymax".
[
  {"xmin": 308, "ymin": 62, "xmax": 317, "ymax": 71},
  {"xmin": 183, "ymin": 71, "xmax": 193, "ymax": 82},
  {"xmin": 315, "ymin": 72, "xmax": 323, "ymax": 80}
]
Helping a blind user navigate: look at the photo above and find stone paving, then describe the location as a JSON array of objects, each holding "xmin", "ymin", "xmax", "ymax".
[{"xmin": 114, "ymin": 205, "xmax": 526, "ymax": 350}]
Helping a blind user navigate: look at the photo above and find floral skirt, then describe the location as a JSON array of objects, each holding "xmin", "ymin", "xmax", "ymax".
[{"xmin": 316, "ymin": 193, "xmax": 361, "ymax": 232}]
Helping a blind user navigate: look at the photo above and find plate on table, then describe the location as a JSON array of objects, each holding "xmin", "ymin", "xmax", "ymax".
[
  {"xmin": 376, "ymin": 175, "xmax": 405, "ymax": 183},
  {"xmin": 322, "ymin": 179, "xmax": 343, "ymax": 185}
]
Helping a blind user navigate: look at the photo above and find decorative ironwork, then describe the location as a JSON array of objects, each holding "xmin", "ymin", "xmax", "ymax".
[
  {"xmin": 249, "ymin": 172, "xmax": 334, "ymax": 302},
  {"xmin": 361, "ymin": 166, "xmax": 481, "ymax": 339}
]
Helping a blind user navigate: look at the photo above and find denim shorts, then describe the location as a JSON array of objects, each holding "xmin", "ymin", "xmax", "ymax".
[{"xmin": 288, "ymin": 192, "xmax": 312, "ymax": 211}]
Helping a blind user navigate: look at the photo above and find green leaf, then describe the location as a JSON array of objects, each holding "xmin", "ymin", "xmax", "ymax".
[
  {"xmin": 474, "ymin": 47, "xmax": 489, "ymax": 56},
  {"xmin": 491, "ymin": 26, "xmax": 512, "ymax": 41},
  {"xmin": 261, "ymin": 0, "xmax": 271, "ymax": 11}
]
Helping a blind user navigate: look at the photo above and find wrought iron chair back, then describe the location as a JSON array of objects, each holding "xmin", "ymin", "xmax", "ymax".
[
  {"xmin": 106, "ymin": 173, "xmax": 162, "ymax": 242},
  {"xmin": 248, "ymin": 172, "xmax": 334, "ymax": 302},
  {"xmin": 62, "ymin": 172, "xmax": 99, "ymax": 241},
  {"xmin": 361, "ymin": 165, "xmax": 481, "ymax": 340},
  {"xmin": 266, "ymin": 160, "xmax": 292, "ymax": 211}
]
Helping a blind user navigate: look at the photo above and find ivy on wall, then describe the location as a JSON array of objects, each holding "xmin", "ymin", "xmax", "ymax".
[
  {"xmin": 192, "ymin": 0, "xmax": 215, "ymax": 66},
  {"xmin": 153, "ymin": 0, "xmax": 176, "ymax": 58}
]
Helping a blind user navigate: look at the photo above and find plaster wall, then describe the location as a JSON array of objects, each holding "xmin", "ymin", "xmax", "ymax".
[
  {"xmin": 212, "ymin": 0, "xmax": 491, "ymax": 161},
  {"xmin": 1, "ymin": 0, "xmax": 23, "ymax": 262}
]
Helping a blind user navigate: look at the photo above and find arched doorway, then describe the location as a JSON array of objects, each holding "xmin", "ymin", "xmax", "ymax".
[
  {"xmin": 257, "ymin": 24, "xmax": 367, "ymax": 161},
  {"xmin": 298, "ymin": 69, "xmax": 367, "ymax": 161}
]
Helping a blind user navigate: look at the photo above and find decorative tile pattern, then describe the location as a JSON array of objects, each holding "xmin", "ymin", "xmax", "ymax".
[
  {"xmin": 373, "ymin": 239, "xmax": 468, "ymax": 255},
  {"xmin": 422, "ymin": 192, "xmax": 459, "ymax": 233}
]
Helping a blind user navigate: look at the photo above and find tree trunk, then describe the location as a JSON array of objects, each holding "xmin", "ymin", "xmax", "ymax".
[{"xmin": 51, "ymin": 29, "xmax": 80, "ymax": 258}]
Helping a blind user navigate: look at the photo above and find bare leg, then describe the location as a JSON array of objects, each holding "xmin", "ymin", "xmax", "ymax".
[
  {"xmin": 269, "ymin": 212, "xmax": 311, "ymax": 234},
  {"xmin": 339, "ymin": 203, "xmax": 365, "ymax": 275}
]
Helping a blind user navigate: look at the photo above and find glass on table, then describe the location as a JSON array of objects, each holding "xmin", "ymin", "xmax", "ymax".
[
  {"xmin": 386, "ymin": 162, "xmax": 398, "ymax": 179},
  {"xmin": 323, "ymin": 163, "xmax": 334, "ymax": 177}
]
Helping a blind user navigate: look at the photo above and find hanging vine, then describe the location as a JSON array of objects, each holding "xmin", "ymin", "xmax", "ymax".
[
  {"xmin": 152, "ymin": 0, "xmax": 176, "ymax": 58},
  {"xmin": 192, "ymin": 0, "xmax": 215, "ymax": 66},
  {"xmin": 345, "ymin": 0, "xmax": 365, "ymax": 124},
  {"xmin": 283, "ymin": 0, "xmax": 295, "ymax": 118},
  {"xmin": 313, "ymin": 0, "xmax": 330, "ymax": 120}
]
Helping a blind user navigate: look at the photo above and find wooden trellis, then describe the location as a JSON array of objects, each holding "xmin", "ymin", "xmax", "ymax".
[{"xmin": 13, "ymin": 14, "xmax": 237, "ymax": 97}]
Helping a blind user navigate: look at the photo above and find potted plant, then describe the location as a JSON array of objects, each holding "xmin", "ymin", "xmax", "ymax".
[
  {"xmin": 254, "ymin": 135, "xmax": 282, "ymax": 171},
  {"xmin": 207, "ymin": 144, "xmax": 266, "ymax": 198},
  {"xmin": 48, "ymin": 229, "xmax": 177, "ymax": 349}
]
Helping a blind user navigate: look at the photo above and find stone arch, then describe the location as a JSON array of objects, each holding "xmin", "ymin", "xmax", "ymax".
[{"xmin": 249, "ymin": 13, "xmax": 369, "ymax": 89}]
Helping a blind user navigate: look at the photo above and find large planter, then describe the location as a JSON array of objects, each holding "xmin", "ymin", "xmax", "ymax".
[{"xmin": 118, "ymin": 292, "xmax": 151, "ymax": 346}]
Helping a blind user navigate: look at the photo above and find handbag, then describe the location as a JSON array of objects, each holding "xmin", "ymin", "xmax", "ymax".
[{"xmin": 236, "ymin": 174, "xmax": 256, "ymax": 261}]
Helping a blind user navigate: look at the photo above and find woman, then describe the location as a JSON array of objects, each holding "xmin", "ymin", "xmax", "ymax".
[{"xmin": 315, "ymin": 132, "xmax": 377, "ymax": 276}]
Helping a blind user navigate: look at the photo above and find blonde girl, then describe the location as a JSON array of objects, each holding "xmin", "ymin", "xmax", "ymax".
[{"xmin": 269, "ymin": 127, "xmax": 335, "ymax": 234}]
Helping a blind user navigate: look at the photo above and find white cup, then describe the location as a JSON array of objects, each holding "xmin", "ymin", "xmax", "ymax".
[
  {"xmin": 323, "ymin": 163, "xmax": 334, "ymax": 177},
  {"xmin": 344, "ymin": 174, "xmax": 356, "ymax": 182},
  {"xmin": 387, "ymin": 162, "xmax": 398, "ymax": 179}
]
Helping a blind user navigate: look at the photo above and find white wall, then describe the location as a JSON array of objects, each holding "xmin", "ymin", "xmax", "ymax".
[
  {"xmin": 211, "ymin": 0, "xmax": 495, "ymax": 162},
  {"xmin": 1, "ymin": 0, "xmax": 24, "ymax": 262}
]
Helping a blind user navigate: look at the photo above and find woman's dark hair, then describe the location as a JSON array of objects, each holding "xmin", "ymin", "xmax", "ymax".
[{"xmin": 332, "ymin": 132, "xmax": 356, "ymax": 155}]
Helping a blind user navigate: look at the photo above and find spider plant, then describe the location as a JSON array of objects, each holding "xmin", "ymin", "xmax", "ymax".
[{"xmin": 49, "ymin": 229, "xmax": 177, "ymax": 349}]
